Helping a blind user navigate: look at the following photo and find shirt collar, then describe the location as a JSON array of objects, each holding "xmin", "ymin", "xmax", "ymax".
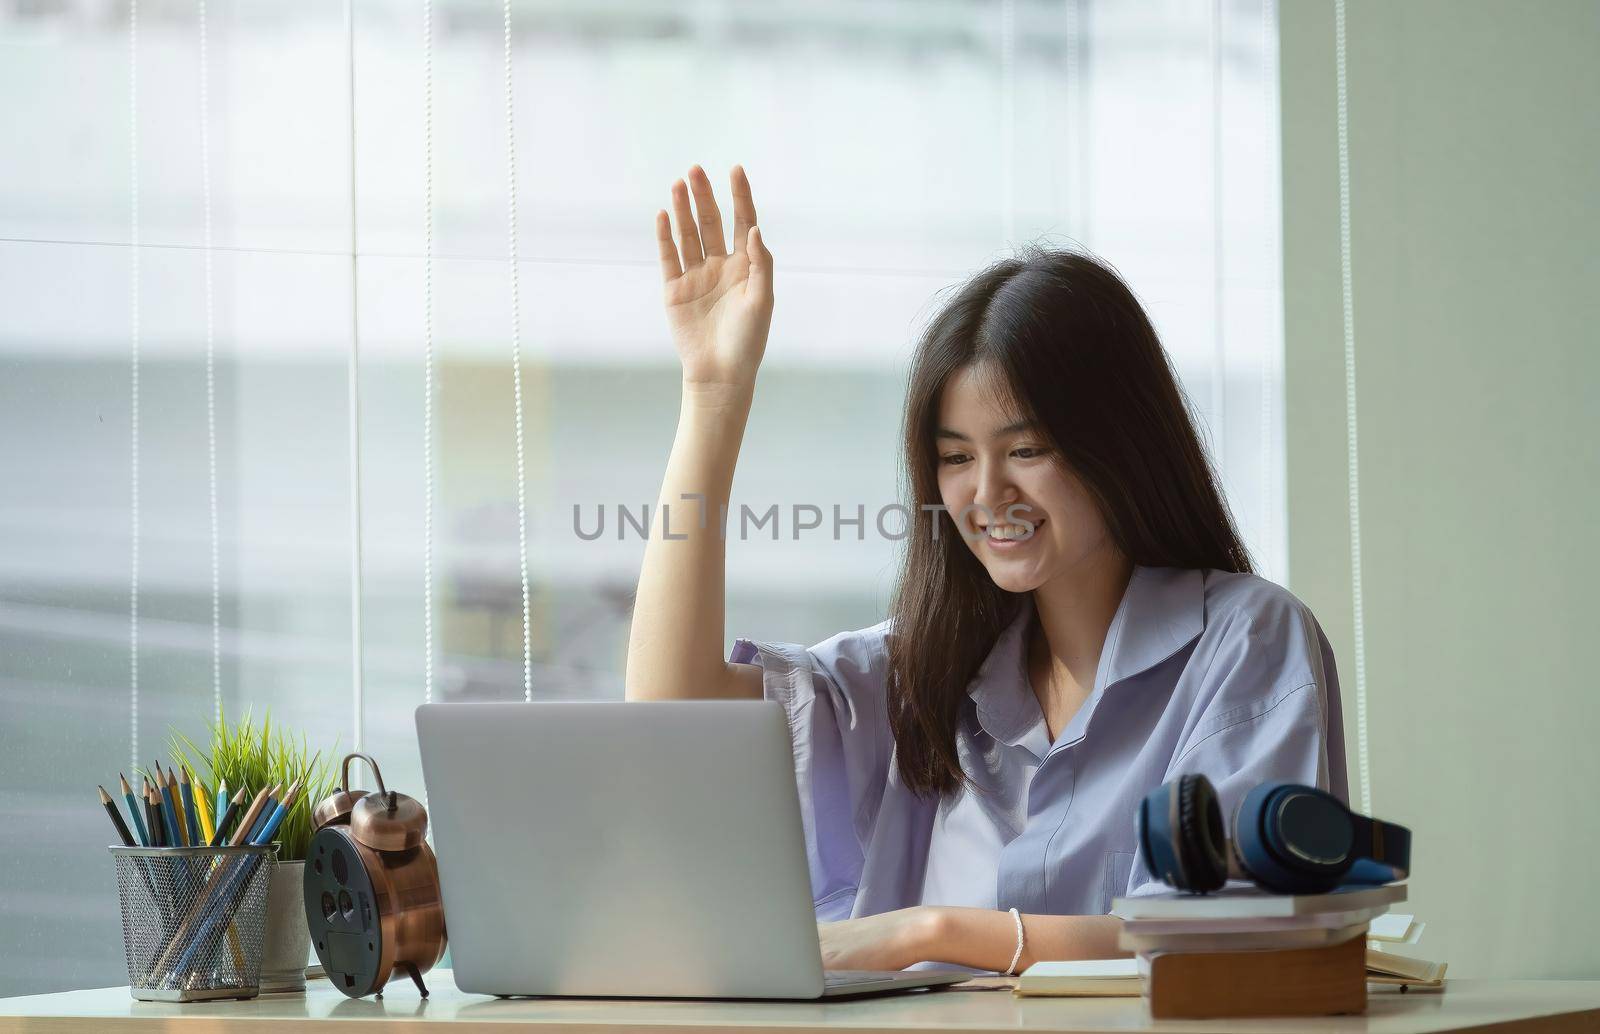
[
  {"xmin": 966, "ymin": 599, "xmax": 1040, "ymax": 748},
  {"xmin": 964, "ymin": 565, "xmax": 1206, "ymax": 746},
  {"xmin": 1092, "ymin": 564, "xmax": 1207, "ymax": 691}
]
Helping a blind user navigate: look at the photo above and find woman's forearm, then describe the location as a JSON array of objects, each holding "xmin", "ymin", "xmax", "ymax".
[
  {"xmin": 921, "ymin": 907, "xmax": 1129, "ymax": 971},
  {"xmin": 629, "ymin": 165, "xmax": 773, "ymax": 701},
  {"xmin": 624, "ymin": 382, "xmax": 763, "ymax": 701}
]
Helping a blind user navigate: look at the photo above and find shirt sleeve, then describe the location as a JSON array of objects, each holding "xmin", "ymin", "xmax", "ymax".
[
  {"xmin": 1122, "ymin": 589, "xmax": 1346, "ymax": 899},
  {"xmin": 729, "ymin": 623, "xmax": 894, "ymax": 921}
]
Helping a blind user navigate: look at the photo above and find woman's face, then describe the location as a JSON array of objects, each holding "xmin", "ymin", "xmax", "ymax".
[{"xmin": 933, "ymin": 362, "xmax": 1114, "ymax": 594}]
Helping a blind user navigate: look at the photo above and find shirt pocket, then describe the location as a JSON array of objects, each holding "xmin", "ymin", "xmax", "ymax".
[{"xmin": 1101, "ymin": 851, "xmax": 1136, "ymax": 915}]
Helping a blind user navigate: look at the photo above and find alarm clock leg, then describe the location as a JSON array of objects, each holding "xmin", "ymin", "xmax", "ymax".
[{"xmin": 404, "ymin": 961, "xmax": 430, "ymax": 998}]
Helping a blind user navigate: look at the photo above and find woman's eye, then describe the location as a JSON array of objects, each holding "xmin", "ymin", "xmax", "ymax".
[
  {"xmin": 940, "ymin": 453, "xmax": 971, "ymax": 466},
  {"xmin": 1012, "ymin": 446, "xmax": 1049, "ymax": 459}
]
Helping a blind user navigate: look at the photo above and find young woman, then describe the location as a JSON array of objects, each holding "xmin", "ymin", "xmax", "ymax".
[{"xmin": 625, "ymin": 164, "xmax": 1348, "ymax": 974}]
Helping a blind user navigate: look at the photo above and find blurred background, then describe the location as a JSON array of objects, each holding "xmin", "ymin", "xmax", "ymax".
[{"xmin": 1, "ymin": 0, "xmax": 1595, "ymax": 998}]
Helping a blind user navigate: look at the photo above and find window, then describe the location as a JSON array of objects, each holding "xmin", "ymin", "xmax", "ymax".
[{"xmin": 0, "ymin": 0, "xmax": 1283, "ymax": 995}]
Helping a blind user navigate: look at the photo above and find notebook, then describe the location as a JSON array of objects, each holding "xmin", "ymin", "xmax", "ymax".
[
  {"xmin": 1120, "ymin": 921, "xmax": 1370, "ymax": 955},
  {"xmin": 1366, "ymin": 945, "xmax": 1447, "ymax": 986},
  {"xmin": 1112, "ymin": 881, "xmax": 1406, "ymax": 920},
  {"xmin": 1120, "ymin": 903, "xmax": 1391, "ymax": 936},
  {"xmin": 1014, "ymin": 958, "xmax": 1142, "ymax": 997},
  {"xmin": 1368, "ymin": 913, "xmax": 1425, "ymax": 945}
]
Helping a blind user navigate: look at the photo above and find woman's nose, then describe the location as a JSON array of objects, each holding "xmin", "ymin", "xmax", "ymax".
[{"xmin": 972, "ymin": 460, "xmax": 1018, "ymax": 520}]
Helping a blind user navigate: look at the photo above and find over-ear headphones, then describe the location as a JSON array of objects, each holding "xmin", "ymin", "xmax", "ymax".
[
  {"xmin": 304, "ymin": 753, "xmax": 447, "ymax": 999},
  {"xmin": 1136, "ymin": 773, "xmax": 1411, "ymax": 895}
]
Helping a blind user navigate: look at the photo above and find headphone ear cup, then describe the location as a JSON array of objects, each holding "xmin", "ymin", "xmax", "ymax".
[
  {"xmin": 1136, "ymin": 780, "xmax": 1188, "ymax": 891},
  {"xmin": 1136, "ymin": 794, "xmax": 1155, "ymax": 872},
  {"xmin": 1177, "ymin": 774, "xmax": 1229, "ymax": 894},
  {"xmin": 1233, "ymin": 782, "xmax": 1349, "ymax": 895}
]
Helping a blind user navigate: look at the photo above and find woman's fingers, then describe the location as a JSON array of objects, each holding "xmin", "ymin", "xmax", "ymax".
[
  {"xmin": 663, "ymin": 163, "xmax": 750, "ymax": 274},
  {"xmin": 655, "ymin": 209, "xmax": 682, "ymax": 283},
  {"xmin": 670, "ymin": 178, "xmax": 704, "ymax": 268},
  {"xmin": 687, "ymin": 165, "xmax": 727, "ymax": 258},
  {"xmin": 744, "ymin": 225, "xmax": 770, "ymax": 299},
  {"xmin": 730, "ymin": 165, "xmax": 757, "ymax": 256}
]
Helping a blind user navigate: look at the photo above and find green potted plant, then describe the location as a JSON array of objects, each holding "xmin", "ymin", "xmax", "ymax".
[{"xmin": 169, "ymin": 709, "xmax": 337, "ymax": 994}]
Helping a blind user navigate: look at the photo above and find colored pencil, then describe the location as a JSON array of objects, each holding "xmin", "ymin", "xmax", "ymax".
[
  {"xmin": 119, "ymin": 774, "xmax": 150, "ymax": 847},
  {"xmin": 179, "ymin": 767, "xmax": 200, "ymax": 847},
  {"xmin": 158, "ymin": 771, "xmax": 183, "ymax": 847},
  {"xmin": 146, "ymin": 767, "xmax": 162, "ymax": 843},
  {"xmin": 146, "ymin": 783, "xmax": 166, "ymax": 847},
  {"xmin": 192, "ymin": 773, "xmax": 215, "ymax": 845},
  {"xmin": 166, "ymin": 769, "xmax": 189, "ymax": 847},
  {"xmin": 251, "ymin": 780, "xmax": 303, "ymax": 846},
  {"xmin": 228, "ymin": 785, "xmax": 274, "ymax": 847},
  {"xmin": 209, "ymin": 787, "xmax": 247, "ymax": 847},
  {"xmin": 246, "ymin": 785, "xmax": 280, "ymax": 845},
  {"xmin": 214, "ymin": 779, "xmax": 228, "ymax": 834},
  {"xmin": 157, "ymin": 768, "xmax": 173, "ymax": 839},
  {"xmin": 98, "ymin": 785, "xmax": 135, "ymax": 846}
]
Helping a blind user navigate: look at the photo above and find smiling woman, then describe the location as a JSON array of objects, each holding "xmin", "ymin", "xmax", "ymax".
[
  {"xmin": 624, "ymin": 171, "xmax": 1347, "ymax": 975},
  {"xmin": 893, "ymin": 248, "xmax": 1254, "ymax": 796}
]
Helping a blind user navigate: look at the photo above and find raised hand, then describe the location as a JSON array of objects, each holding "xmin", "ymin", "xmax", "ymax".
[{"xmin": 656, "ymin": 164, "xmax": 774, "ymax": 394}]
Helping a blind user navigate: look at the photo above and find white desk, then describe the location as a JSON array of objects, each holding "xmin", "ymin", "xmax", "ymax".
[{"xmin": 3, "ymin": 972, "xmax": 1600, "ymax": 1033}]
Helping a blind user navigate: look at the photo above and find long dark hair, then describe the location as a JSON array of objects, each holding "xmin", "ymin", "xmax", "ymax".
[{"xmin": 887, "ymin": 247, "xmax": 1252, "ymax": 797}]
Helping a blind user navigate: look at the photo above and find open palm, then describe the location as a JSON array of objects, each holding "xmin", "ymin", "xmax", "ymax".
[{"xmin": 656, "ymin": 164, "xmax": 774, "ymax": 391}]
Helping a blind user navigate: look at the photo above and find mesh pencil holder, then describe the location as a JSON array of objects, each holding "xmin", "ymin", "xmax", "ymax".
[{"xmin": 110, "ymin": 844, "xmax": 277, "ymax": 1002}]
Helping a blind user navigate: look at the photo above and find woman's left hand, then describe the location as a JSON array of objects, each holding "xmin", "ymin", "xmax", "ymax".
[{"xmin": 817, "ymin": 907, "xmax": 941, "ymax": 971}]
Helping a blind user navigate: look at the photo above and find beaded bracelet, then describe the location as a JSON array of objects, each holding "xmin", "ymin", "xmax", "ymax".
[{"xmin": 1005, "ymin": 907, "xmax": 1026, "ymax": 976}]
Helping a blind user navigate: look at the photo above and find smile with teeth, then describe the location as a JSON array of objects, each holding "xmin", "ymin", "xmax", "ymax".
[{"xmin": 983, "ymin": 517, "xmax": 1044, "ymax": 541}]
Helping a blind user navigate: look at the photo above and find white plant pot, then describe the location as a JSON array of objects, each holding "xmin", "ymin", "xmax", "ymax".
[{"xmin": 260, "ymin": 860, "xmax": 311, "ymax": 994}]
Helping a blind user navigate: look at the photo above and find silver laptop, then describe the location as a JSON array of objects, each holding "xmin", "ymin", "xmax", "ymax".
[{"xmin": 415, "ymin": 700, "xmax": 970, "ymax": 999}]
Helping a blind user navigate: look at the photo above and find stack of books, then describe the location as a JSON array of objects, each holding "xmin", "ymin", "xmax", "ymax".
[
  {"xmin": 1115, "ymin": 881, "xmax": 1406, "ymax": 953},
  {"xmin": 1017, "ymin": 883, "xmax": 1446, "ymax": 1018},
  {"xmin": 1114, "ymin": 882, "xmax": 1444, "ymax": 1018}
]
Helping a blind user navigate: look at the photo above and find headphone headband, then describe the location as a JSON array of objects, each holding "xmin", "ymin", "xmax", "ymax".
[{"xmin": 1348, "ymin": 812, "xmax": 1411, "ymax": 882}]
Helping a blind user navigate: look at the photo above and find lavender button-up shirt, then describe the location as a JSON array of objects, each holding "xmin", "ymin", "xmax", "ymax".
[{"xmin": 729, "ymin": 565, "xmax": 1347, "ymax": 923}]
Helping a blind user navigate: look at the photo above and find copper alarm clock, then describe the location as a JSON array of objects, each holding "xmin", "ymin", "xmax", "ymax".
[{"xmin": 304, "ymin": 752, "xmax": 447, "ymax": 998}]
